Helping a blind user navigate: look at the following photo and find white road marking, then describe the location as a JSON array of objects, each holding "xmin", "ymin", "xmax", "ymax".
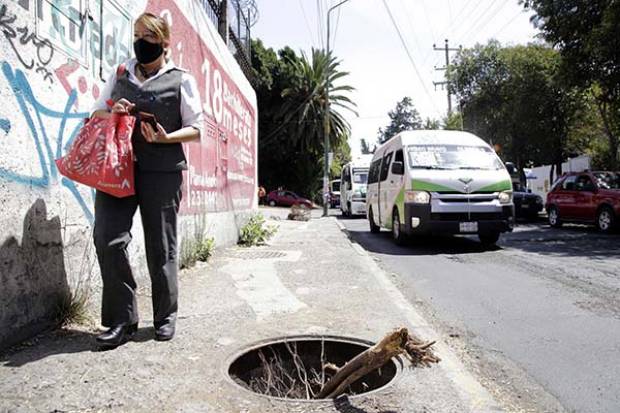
[{"xmin": 221, "ymin": 251, "xmax": 307, "ymax": 321}]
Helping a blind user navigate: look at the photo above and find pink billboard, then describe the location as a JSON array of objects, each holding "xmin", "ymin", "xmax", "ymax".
[{"xmin": 147, "ymin": 0, "xmax": 257, "ymax": 214}]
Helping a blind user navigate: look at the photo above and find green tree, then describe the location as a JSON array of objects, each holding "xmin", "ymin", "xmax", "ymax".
[
  {"xmin": 360, "ymin": 138, "xmax": 371, "ymax": 154},
  {"xmin": 521, "ymin": 0, "xmax": 620, "ymax": 168},
  {"xmin": 449, "ymin": 41, "xmax": 594, "ymax": 171},
  {"xmin": 251, "ymin": 40, "xmax": 356, "ymax": 197},
  {"xmin": 443, "ymin": 112, "xmax": 463, "ymax": 130},
  {"xmin": 377, "ymin": 97, "xmax": 423, "ymax": 144},
  {"xmin": 424, "ymin": 118, "xmax": 441, "ymax": 130}
]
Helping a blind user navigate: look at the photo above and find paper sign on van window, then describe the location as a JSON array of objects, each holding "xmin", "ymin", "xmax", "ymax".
[{"xmin": 409, "ymin": 151, "xmax": 439, "ymax": 167}]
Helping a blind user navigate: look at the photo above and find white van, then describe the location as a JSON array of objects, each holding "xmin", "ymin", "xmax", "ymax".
[
  {"xmin": 340, "ymin": 154, "xmax": 373, "ymax": 216},
  {"xmin": 366, "ymin": 130, "xmax": 515, "ymax": 245},
  {"xmin": 329, "ymin": 179, "xmax": 341, "ymax": 208}
]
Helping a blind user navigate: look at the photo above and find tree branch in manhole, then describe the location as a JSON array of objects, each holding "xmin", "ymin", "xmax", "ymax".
[{"xmin": 315, "ymin": 328, "xmax": 440, "ymax": 399}]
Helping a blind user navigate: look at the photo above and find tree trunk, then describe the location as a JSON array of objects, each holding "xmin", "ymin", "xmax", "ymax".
[
  {"xmin": 597, "ymin": 100, "xmax": 619, "ymax": 170},
  {"xmin": 315, "ymin": 328, "xmax": 440, "ymax": 399}
]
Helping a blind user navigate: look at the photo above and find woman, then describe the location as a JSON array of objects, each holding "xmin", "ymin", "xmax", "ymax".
[{"xmin": 90, "ymin": 12, "xmax": 203, "ymax": 348}]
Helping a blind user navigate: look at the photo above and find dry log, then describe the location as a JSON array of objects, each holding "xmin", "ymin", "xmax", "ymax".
[{"xmin": 315, "ymin": 327, "xmax": 440, "ymax": 399}]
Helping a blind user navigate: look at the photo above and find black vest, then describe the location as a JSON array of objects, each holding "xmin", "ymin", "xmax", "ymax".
[{"xmin": 111, "ymin": 66, "xmax": 187, "ymax": 171}]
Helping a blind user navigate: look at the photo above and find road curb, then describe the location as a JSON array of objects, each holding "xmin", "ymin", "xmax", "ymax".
[{"xmin": 333, "ymin": 216, "xmax": 504, "ymax": 412}]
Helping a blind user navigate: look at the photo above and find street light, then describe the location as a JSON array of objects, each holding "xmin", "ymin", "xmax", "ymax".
[{"xmin": 323, "ymin": 0, "xmax": 351, "ymax": 217}]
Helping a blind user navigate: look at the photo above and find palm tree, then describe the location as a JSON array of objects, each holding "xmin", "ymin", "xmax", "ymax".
[{"xmin": 279, "ymin": 48, "xmax": 357, "ymax": 155}]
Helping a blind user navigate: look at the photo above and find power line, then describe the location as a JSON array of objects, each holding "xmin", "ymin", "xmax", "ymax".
[
  {"xmin": 441, "ymin": 0, "xmax": 476, "ymax": 39},
  {"xmin": 317, "ymin": 0, "xmax": 325, "ymax": 49},
  {"xmin": 453, "ymin": 0, "xmax": 500, "ymax": 39},
  {"xmin": 398, "ymin": 0, "xmax": 424, "ymax": 57},
  {"xmin": 331, "ymin": 5, "xmax": 342, "ymax": 50},
  {"xmin": 460, "ymin": 0, "xmax": 509, "ymax": 42},
  {"xmin": 489, "ymin": 10, "xmax": 525, "ymax": 40},
  {"xmin": 420, "ymin": 0, "xmax": 437, "ymax": 44},
  {"xmin": 298, "ymin": 0, "xmax": 317, "ymax": 48},
  {"xmin": 456, "ymin": 0, "xmax": 486, "ymax": 32},
  {"xmin": 382, "ymin": 0, "xmax": 441, "ymax": 115}
]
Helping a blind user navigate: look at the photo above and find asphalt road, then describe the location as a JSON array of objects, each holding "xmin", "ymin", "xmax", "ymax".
[{"xmin": 334, "ymin": 209, "xmax": 620, "ymax": 413}]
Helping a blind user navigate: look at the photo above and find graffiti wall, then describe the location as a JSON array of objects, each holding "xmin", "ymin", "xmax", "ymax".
[{"xmin": 0, "ymin": 0, "xmax": 257, "ymax": 349}]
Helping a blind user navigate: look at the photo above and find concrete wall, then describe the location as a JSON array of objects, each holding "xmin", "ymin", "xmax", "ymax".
[{"xmin": 0, "ymin": 0, "xmax": 257, "ymax": 350}]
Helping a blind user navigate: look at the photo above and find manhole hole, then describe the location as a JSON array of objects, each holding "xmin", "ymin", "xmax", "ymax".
[
  {"xmin": 227, "ymin": 336, "xmax": 401, "ymax": 400},
  {"xmin": 226, "ymin": 250, "xmax": 287, "ymax": 259}
]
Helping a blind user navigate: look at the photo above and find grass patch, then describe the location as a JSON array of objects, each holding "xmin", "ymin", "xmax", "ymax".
[
  {"xmin": 181, "ymin": 235, "xmax": 215, "ymax": 269},
  {"xmin": 55, "ymin": 288, "xmax": 91, "ymax": 327}
]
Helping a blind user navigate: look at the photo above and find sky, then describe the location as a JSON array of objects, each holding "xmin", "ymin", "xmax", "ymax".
[{"xmin": 252, "ymin": 0, "xmax": 541, "ymax": 155}]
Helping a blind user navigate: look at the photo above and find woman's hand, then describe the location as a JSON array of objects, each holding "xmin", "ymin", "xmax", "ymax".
[
  {"xmin": 141, "ymin": 121, "xmax": 168, "ymax": 143},
  {"xmin": 111, "ymin": 98, "xmax": 135, "ymax": 114}
]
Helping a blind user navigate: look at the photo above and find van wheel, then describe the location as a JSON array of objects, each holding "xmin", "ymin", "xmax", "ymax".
[
  {"xmin": 596, "ymin": 206, "xmax": 615, "ymax": 233},
  {"xmin": 479, "ymin": 232, "xmax": 500, "ymax": 246},
  {"xmin": 269, "ymin": 200, "xmax": 276, "ymax": 207},
  {"xmin": 548, "ymin": 206, "xmax": 562, "ymax": 228},
  {"xmin": 369, "ymin": 208, "xmax": 380, "ymax": 233},
  {"xmin": 392, "ymin": 209, "xmax": 406, "ymax": 246}
]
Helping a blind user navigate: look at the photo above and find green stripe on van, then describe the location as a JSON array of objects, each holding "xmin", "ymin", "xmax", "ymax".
[
  {"xmin": 395, "ymin": 188, "xmax": 405, "ymax": 222},
  {"xmin": 478, "ymin": 180, "xmax": 512, "ymax": 193},
  {"xmin": 411, "ymin": 180, "xmax": 460, "ymax": 193}
]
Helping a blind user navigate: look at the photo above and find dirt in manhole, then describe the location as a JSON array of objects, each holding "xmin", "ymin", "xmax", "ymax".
[{"xmin": 228, "ymin": 337, "xmax": 398, "ymax": 400}]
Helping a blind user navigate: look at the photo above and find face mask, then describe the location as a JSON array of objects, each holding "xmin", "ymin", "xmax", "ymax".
[{"xmin": 133, "ymin": 38, "xmax": 164, "ymax": 64}]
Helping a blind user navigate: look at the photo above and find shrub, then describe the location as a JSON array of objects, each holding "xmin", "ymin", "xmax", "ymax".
[
  {"xmin": 180, "ymin": 235, "xmax": 215, "ymax": 269},
  {"xmin": 238, "ymin": 214, "xmax": 277, "ymax": 246}
]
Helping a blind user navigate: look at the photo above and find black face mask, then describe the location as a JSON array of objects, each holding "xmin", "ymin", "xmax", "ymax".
[{"xmin": 133, "ymin": 38, "xmax": 164, "ymax": 64}]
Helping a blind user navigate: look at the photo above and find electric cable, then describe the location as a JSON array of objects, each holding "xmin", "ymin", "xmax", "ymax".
[{"xmin": 382, "ymin": 0, "xmax": 441, "ymax": 115}]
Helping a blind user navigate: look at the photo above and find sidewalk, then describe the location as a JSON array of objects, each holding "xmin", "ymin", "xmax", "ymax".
[{"xmin": 0, "ymin": 209, "xmax": 503, "ymax": 413}]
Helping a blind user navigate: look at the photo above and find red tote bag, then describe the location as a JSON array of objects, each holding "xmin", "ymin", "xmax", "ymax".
[{"xmin": 56, "ymin": 113, "xmax": 136, "ymax": 197}]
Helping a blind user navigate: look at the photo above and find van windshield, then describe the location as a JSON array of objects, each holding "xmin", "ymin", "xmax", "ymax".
[
  {"xmin": 407, "ymin": 145, "xmax": 503, "ymax": 170},
  {"xmin": 353, "ymin": 170, "xmax": 368, "ymax": 184}
]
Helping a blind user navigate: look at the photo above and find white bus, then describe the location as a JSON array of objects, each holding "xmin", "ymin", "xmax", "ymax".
[
  {"xmin": 340, "ymin": 154, "xmax": 373, "ymax": 216},
  {"xmin": 366, "ymin": 130, "xmax": 515, "ymax": 246}
]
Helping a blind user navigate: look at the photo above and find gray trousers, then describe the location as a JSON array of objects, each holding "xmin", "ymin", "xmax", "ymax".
[{"xmin": 94, "ymin": 168, "xmax": 183, "ymax": 328}]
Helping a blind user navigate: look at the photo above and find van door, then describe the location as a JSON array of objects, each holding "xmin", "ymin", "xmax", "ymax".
[
  {"xmin": 367, "ymin": 156, "xmax": 382, "ymax": 225},
  {"xmin": 378, "ymin": 151, "xmax": 393, "ymax": 225},
  {"xmin": 386, "ymin": 149, "xmax": 406, "ymax": 223}
]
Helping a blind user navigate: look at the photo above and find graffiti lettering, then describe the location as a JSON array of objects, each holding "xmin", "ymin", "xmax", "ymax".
[
  {"xmin": 0, "ymin": 4, "xmax": 54, "ymax": 83},
  {"xmin": 0, "ymin": 118, "xmax": 10, "ymax": 134},
  {"xmin": 0, "ymin": 61, "xmax": 93, "ymax": 222}
]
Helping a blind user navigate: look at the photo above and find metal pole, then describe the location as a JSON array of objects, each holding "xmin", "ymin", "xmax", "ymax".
[
  {"xmin": 323, "ymin": 0, "xmax": 350, "ymax": 217},
  {"xmin": 444, "ymin": 39, "xmax": 452, "ymax": 115}
]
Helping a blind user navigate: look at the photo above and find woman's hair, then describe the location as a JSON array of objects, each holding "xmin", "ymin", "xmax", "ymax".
[{"xmin": 135, "ymin": 12, "xmax": 170, "ymax": 42}]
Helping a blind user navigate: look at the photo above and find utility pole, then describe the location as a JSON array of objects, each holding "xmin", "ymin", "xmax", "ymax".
[
  {"xmin": 433, "ymin": 39, "xmax": 460, "ymax": 117},
  {"xmin": 323, "ymin": 0, "xmax": 350, "ymax": 217}
]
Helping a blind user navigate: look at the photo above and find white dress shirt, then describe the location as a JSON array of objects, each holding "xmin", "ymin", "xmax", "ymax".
[{"xmin": 91, "ymin": 58, "xmax": 204, "ymax": 138}]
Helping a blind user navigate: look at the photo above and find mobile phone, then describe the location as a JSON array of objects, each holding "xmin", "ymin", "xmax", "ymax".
[{"xmin": 139, "ymin": 111, "xmax": 158, "ymax": 129}]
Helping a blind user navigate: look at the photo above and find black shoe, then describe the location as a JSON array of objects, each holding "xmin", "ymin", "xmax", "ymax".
[
  {"xmin": 154, "ymin": 321, "xmax": 175, "ymax": 342},
  {"xmin": 96, "ymin": 323, "xmax": 138, "ymax": 348}
]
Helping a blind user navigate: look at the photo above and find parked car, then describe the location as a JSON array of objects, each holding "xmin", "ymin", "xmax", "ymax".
[
  {"xmin": 546, "ymin": 171, "xmax": 620, "ymax": 233},
  {"xmin": 512, "ymin": 182, "xmax": 543, "ymax": 220},
  {"xmin": 266, "ymin": 190, "xmax": 313, "ymax": 208}
]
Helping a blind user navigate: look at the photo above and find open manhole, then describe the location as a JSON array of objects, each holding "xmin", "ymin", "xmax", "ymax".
[{"xmin": 228, "ymin": 336, "xmax": 401, "ymax": 400}]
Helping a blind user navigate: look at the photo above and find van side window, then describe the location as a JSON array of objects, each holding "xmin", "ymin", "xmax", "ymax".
[
  {"xmin": 379, "ymin": 152, "xmax": 393, "ymax": 182},
  {"xmin": 368, "ymin": 159, "xmax": 381, "ymax": 184},
  {"xmin": 394, "ymin": 149, "xmax": 404, "ymax": 164}
]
